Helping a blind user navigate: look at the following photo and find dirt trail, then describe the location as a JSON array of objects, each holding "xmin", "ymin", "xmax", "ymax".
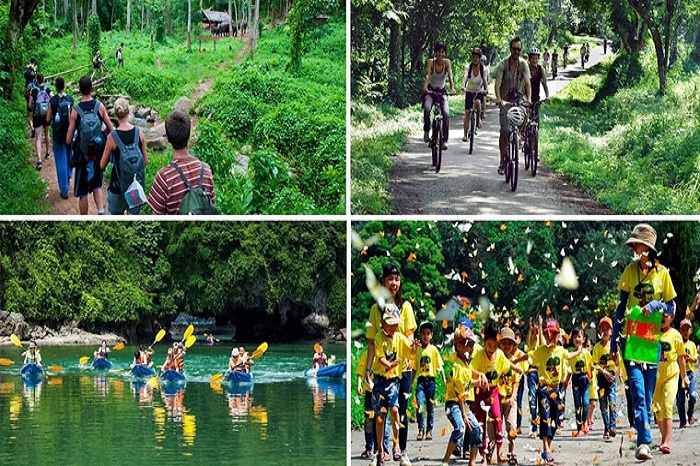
[
  {"xmin": 391, "ymin": 45, "xmax": 611, "ymax": 215},
  {"xmin": 38, "ymin": 35, "xmax": 252, "ymax": 215}
]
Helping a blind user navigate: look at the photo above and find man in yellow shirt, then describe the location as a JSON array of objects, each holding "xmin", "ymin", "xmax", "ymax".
[
  {"xmin": 676, "ymin": 318, "xmax": 697, "ymax": 428},
  {"xmin": 413, "ymin": 321, "xmax": 446, "ymax": 441}
]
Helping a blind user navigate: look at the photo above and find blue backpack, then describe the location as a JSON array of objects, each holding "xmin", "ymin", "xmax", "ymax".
[{"xmin": 111, "ymin": 126, "xmax": 145, "ymax": 195}]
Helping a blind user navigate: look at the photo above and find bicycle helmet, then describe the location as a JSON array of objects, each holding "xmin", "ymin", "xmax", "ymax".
[
  {"xmin": 528, "ymin": 47, "xmax": 540, "ymax": 57},
  {"xmin": 506, "ymin": 106, "xmax": 526, "ymax": 126},
  {"xmin": 481, "ymin": 55, "xmax": 487, "ymax": 62},
  {"xmin": 471, "ymin": 47, "xmax": 482, "ymax": 56}
]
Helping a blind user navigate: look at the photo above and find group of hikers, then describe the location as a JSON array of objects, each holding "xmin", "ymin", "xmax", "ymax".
[
  {"xmin": 23, "ymin": 56, "xmax": 217, "ymax": 215},
  {"xmin": 356, "ymin": 224, "xmax": 700, "ymax": 466}
]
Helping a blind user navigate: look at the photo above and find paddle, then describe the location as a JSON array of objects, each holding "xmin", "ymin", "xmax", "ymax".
[
  {"xmin": 314, "ymin": 342, "xmax": 323, "ymax": 354},
  {"xmin": 0, "ymin": 358, "xmax": 14, "ymax": 366},
  {"xmin": 48, "ymin": 365, "xmax": 63, "ymax": 373},
  {"xmin": 203, "ymin": 333, "xmax": 220, "ymax": 343},
  {"xmin": 151, "ymin": 329, "xmax": 166, "ymax": 348},
  {"xmin": 251, "ymin": 342, "xmax": 269, "ymax": 360},
  {"xmin": 79, "ymin": 356, "xmax": 90, "ymax": 365},
  {"xmin": 184, "ymin": 335, "xmax": 197, "ymax": 348},
  {"xmin": 10, "ymin": 334, "xmax": 23, "ymax": 348},
  {"xmin": 114, "ymin": 342, "xmax": 125, "ymax": 351},
  {"xmin": 182, "ymin": 324, "xmax": 195, "ymax": 343}
]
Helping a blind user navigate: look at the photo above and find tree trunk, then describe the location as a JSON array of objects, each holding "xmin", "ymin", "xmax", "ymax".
[
  {"xmin": 141, "ymin": 0, "xmax": 145, "ymax": 32},
  {"xmin": 72, "ymin": 0, "xmax": 78, "ymax": 53},
  {"xmin": 252, "ymin": 0, "xmax": 259, "ymax": 57},
  {"xmin": 92, "ymin": 0, "xmax": 96, "ymax": 15},
  {"xmin": 387, "ymin": 16, "xmax": 402, "ymax": 106},
  {"xmin": 127, "ymin": 0, "xmax": 131, "ymax": 33},
  {"xmin": 248, "ymin": 0, "xmax": 252, "ymax": 37},
  {"xmin": 233, "ymin": 0, "xmax": 238, "ymax": 35},
  {"xmin": 167, "ymin": 0, "xmax": 172, "ymax": 34},
  {"xmin": 187, "ymin": 0, "xmax": 191, "ymax": 51},
  {"xmin": 229, "ymin": 1, "xmax": 233, "ymax": 36},
  {"xmin": 1, "ymin": 0, "xmax": 42, "ymax": 100}
]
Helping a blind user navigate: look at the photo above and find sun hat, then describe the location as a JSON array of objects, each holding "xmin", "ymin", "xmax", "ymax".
[
  {"xmin": 625, "ymin": 224, "xmax": 657, "ymax": 253},
  {"xmin": 231, "ymin": 348, "xmax": 240, "ymax": 357},
  {"xmin": 500, "ymin": 327, "xmax": 516, "ymax": 342}
]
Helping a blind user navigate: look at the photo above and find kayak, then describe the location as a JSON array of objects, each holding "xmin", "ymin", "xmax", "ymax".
[
  {"xmin": 21, "ymin": 363, "xmax": 45, "ymax": 383},
  {"xmin": 92, "ymin": 358, "xmax": 113, "ymax": 370},
  {"xmin": 223, "ymin": 370, "xmax": 254, "ymax": 384},
  {"xmin": 160, "ymin": 369, "xmax": 187, "ymax": 384},
  {"xmin": 305, "ymin": 363, "xmax": 346, "ymax": 379},
  {"xmin": 131, "ymin": 364, "xmax": 156, "ymax": 378}
]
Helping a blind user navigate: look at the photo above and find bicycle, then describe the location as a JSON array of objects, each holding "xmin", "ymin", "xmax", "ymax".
[
  {"xmin": 523, "ymin": 100, "xmax": 545, "ymax": 177},
  {"xmin": 503, "ymin": 101, "xmax": 527, "ymax": 192},
  {"xmin": 552, "ymin": 61, "xmax": 558, "ymax": 80},
  {"xmin": 463, "ymin": 89, "xmax": 486, "ymax": 155},
  {"xmin": 426, "ymin": 90, "xmax": 447, "ymax": 173}
]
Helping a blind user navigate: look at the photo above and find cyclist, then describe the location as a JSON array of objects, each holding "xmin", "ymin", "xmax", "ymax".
[
  {"xmin": 551, "ymin": 49, "xmax": 559, "ymax": 80},
  {"xmin": 563, "ymin": 44, "xmax": 569, "ymax": 68},
  {"xmin": 461, "ymin": 47, "xmax": 487, "ymax": 141},
  {"xmin": 494, "ymin": 36, "xmax": 531, "ymax": 175},
  {"xmin": 422, "ymin": 41, "xmax": 455, "ymax": 150},
  {"xmin": 542, "ymin": 48, "xmax": 551, "ymax": 76},
  {"xmin": 528, "ymin": 47, "xmax": 550, "ymax": 105},
  {"xmin": 580, "ymin": 43, "xmax": 588, "ymax": 68}
]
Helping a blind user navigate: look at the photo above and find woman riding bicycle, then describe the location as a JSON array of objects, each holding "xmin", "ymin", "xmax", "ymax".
[
  {"xmin": 461, "ymin": 47, "xmax": 487, "ymax": 140},
  {"xmin": 422, "ymin": 41, "xmax": 454, "ymax": 150},
  {"xmin": 528, "ymin": 47, "xmax": 550, "ymax": 112}
]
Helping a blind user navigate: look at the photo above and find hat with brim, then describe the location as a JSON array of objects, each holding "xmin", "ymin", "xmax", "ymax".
[
  {"xmin": 382, "ymin": 262, "xmax": 401, "ymax": 279},
  {"xmin": 382, "ymin": 304, "xmax": 401, "ymax": 325},
  {"xmin": 680, "ymin": 319, "xmax": 692, "ymax": 329},
  {"xmin": 598, "ymin": 317, "xmax": 613, "ymax": 330},
  {"xmin": 455, "ymin": 327, "xmax": 479, "ymax": 344},
  {"xmin": 500, "ymin": 327, "xmax": 516, "ymax": 343},
  {"xmin": 543, "ymin": 319, "xmax": 560, "ymax": 335},
  {"xmin": 419, "ymin": 321, "xmax": 434, "ymax": 332},
  {"xmin": 457, "ymin": 317, "xmax": 473, "ymax": 329},
  {"xmin": 625, "ymin": 224, "xmax": 657, "ymax": 254}
]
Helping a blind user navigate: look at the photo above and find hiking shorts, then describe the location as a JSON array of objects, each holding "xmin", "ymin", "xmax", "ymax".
[
  {"xmin": 74, "ymin": 160, "xmax": 103, "ymax": 198},
  {"xmin": 108, "ymin": 190, "xmax": 141, "ymax": 215},
  {"xmin": 33, "ymin": 115, "xmax": 49, "ymax": 129}
]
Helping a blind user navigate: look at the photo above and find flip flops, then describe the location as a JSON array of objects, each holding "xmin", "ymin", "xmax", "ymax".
[
  {"xmin": 659, "ymin": 444, "xmax": 671, "ymax": 454},
  {"xmin": 541, "ymin": 451, "xmax": 555, "ymax": 465}
]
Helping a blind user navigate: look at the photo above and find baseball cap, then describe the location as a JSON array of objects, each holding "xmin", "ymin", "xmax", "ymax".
[
  {"xmin": 457, "ymin": 317, "xmax": 473, "ymax": 329},
  {"xmin": 598, "ymin": 317, "xmax": 613, "ymax": 330},
  {"xmin": 382, "ymin": 304, "xmax": 401, "ymax": 325},
  {"xmin": 543, "ymin": 319, "xmax": 560, "ymax": 335},
  {"xmin": 500, "ymin": 327, "xmax": 516, "ymax": 342},
  {"xmin": 419, "ymin": 321, "xmax": 434, "ymax": 332},
  {"xmin": 382, "ymin": 262, "xmax": 401, "ymax": 279},
  {"xmin": 680, "ymin": 319, "xmax": 692, "ymax": 329}
]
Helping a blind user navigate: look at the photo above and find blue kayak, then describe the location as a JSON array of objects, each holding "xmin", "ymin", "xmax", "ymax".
[
  {"xmin": 131, "ymin": 364, "xmax": 156, "ymax": 378},
  {"xmin": 304, "ymin": 363, "xmax": 346, "ymax": 379},
  {"xmin": 21, "ymin": 363, "xmax": 45, "ymax": 383},
  {"xmin": 92, "ymin": 358, "xmax": 113, "ymax": 370},
  {"xmin": 160, "ymin": 369, "xmax": 187, "ymax": 384},
  {"xmin": 223, "ymin": 370, "xmax": 254, "ymax": 384}
]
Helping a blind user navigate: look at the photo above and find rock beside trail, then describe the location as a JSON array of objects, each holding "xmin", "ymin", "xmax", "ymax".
[
  {"xmin": 146, "ymin": 122, "xmax": 168, "ymax": 150},
  {"xmin": 174, "ymin": 97, "xmax": 193, "ymax": 114}
]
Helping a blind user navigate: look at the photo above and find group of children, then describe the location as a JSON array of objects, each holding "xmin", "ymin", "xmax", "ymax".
[{"xmin": 357, "ymin": 308, "xmax": 698, "ymax": 466}]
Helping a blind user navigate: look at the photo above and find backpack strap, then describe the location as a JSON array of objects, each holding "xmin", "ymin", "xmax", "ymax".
[
  {"xmin": 197, "ymin": 163, "xmax": 205, "ymax": 189},
  {"xmin": 74, "ymin": 104, "xmax": 85, "ymax": 119},
  {"xmin": 111, "ymin": 126, "xmax": 140, "ymax": 155},
  {"xmin": 170, "ymin": 162, "xmax": 192, "ymax": 190}
]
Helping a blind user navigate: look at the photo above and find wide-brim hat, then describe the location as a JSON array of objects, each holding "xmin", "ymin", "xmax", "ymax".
[
  {"xmin": 626, "ymin": 224, "xmax": 657, "ymax": 254},
  {"xmin": 500, "ymin": 327, "xmax": 516, "ymax": 343}
]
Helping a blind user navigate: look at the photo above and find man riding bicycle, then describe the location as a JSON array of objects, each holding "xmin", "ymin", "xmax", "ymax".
[
  {"xmin": 461, "ymin": 47, "xmax": 488, "ymax": 141},
  {"xmin": 494, "ymin": 37, "xmax": 531, "ymax": 175},
  {"xmin": 423, "ymin": 42, "xmax": 455, "ymax": 150}
]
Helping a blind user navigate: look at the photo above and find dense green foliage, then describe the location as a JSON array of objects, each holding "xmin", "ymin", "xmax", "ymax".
[
  {"xmin": 87, "ymin": 14, "xmax": 101, "ymax": 57},
  {"xmin": 540, "ymin": 44, "xmax": 700, "ymax": 213},
  {"xmin": 195, "ymin": 19, "xmax": 345, "ymax": 214},
  {"xmin": 350, "ymin": 220, "xmax": 700, "ymax": 425},
  {"xmin": 287, "ymin": 0, "xmax": 337, "ymax": 70},
  {"xmin": 0, "ymin": 222, "xmax": 346, "ymax": 336}
]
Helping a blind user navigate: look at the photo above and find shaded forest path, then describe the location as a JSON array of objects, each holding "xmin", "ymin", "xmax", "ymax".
[
  {"xmin": 390, "ymin": 44, "xmax": 611, "ymax": 215},
  {"xmin": 40, "ymin": 34, "xmax": 252, "ymax": 215}
]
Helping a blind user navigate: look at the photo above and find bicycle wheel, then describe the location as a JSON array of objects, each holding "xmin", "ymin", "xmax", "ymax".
[
  {"xmin": 531, "ymin": 125, "xmax": 539, "ymax": 177},
  {"xmin": 435, "ymin": 123, "xmax": 443, "ymax": 173},
  {"xmin": 431, "ymin": 120, "xmax": 438, "ymax": 167},
  {"xmin": 469, "ymin": 110, "xmax": 475, "ymax": 155},
  {"xmin": 510, "ymin": 131, "xmax": 519, "ymax": 192},
  {"xmin": 524, "ymin": 129, "xmax": 531, "ymax": 171},
  {"xmin": 504, "ymin": 140, "xmax": 512, "ymax": 183}
]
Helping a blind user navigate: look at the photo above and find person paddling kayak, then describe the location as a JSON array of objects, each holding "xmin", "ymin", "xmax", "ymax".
[
  {"xmin": 162, "ymin": 342, "xmax": 186, "ymax": 373},
  {"xmin": 312, "ymin": 345, "xmax": 328, "ymax": 369},
  {"xmin": 133, "ymin": 344, "xmax": 154, "ymax": 368},
  {"xmin": 23, "ymin": 341, "xmax": 43, "ymax": 366},
  {"xmin": 94, "ymin": 340, "xmax": 111, "ymax": 361}
]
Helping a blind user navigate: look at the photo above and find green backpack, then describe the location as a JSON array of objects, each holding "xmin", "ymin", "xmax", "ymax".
[{"xmin": 170, "ymin": 162, "xmax": 218, "ymax": 215}]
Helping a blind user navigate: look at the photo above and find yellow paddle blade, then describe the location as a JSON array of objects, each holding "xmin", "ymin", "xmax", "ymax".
[
  {"xmin": 314, "ymin": 343, "xmax": 322, "ymax": 353},
  {"xmin": 210, "ymin": 373, "xmax": 223, "ymax": 383},
  {"xmin": 47, "ymin": 377, "xmax": 63, "ymax": 386},
  {"xmin": 182, "ymin": 324, "xmax": 195, "ymax": 342},
  {"xmin": 185, "ymin": 335, "xmax": 197, "ymax": 348},
  {"xmin": 154, "ymin": 329, "xmax": 166, "ymax": 344},
  {"xmin": 49, "ymin": 365, "xmax": 63, "ymax": 372},
  {"xmin": 147, "ymin": 376, "xmax": 159, "ymax": 388},
  {"xmin": 114, "ymin": 342, "xmax": 125, "ymax": 351},
  {"xmin": 79, "ymin": 356, "xmax": 90, "ymax": 365},
  {"xmin": 251, "ymin": 342, "xmax": 269, "ymax": 359},
  {"xmin": 0, "ymin": 358, "xmax": 14, "ymax": 366},
  {"xmin": 10, "ymin": 335, "xmax": 22, "ymax": 347}
]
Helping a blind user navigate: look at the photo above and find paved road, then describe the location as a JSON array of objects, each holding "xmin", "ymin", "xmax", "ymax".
[{"xmin": 390, "ymin": 45, "xmax": 610, "ymax": 215}]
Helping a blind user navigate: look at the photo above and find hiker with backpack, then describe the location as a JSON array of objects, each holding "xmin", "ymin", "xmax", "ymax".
[
  {"xmin": 100, "ymin": 97, "xmax": 148, "ymax": 214},
  {"xmin": 147, "ymin": 110, "xmax": 217, "ymax": 215},
  {"xmin": 27, "ymin": 73, "xmax": 53, "ymax": 170},
  {"xmin": 91, "ymin": 51, "xmax": 104, "ymax": 80},
  {"xmin": 116, "ymin": 43, "xmax": 124, "ymax": 68},
  {"xmin": 45, "ymin": 77, "xmax": 74, "ymax": 199},
  {"xmin": 65, "ymin": 75, "xmax": 114, "ymax": 215}
]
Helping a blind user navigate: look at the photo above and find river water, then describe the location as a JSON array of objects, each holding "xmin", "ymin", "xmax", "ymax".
[{"xmin": 0, "ymin": 343, "xmax": 346, "ymax": 465}]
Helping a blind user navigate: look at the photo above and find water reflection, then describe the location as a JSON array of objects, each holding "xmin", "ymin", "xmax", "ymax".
[
  {"xmin": 93, "ymin": 375, "xmax": 109, "ymax": 397},
  {"xmin": 22, "ymin": 381, "xmax": 42, "ymax": 411},
  {"xmin": 306, "ymin": 377, "xmax": 346, "ymax": 418},
  {"xmin": 130, "ymin": 380, "xmax": 154, "ymax": 406}
]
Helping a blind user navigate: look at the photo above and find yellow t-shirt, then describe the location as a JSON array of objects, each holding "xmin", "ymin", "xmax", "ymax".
[
  {"xmin": 684, "ymin": 340, "xmax": 697, "ymax": 373},
  {"xmin": 372, "ymin": 330, "xmax": 413, "ymax": 379},
  {"xmin": 618, "ymin": 262, "xmax": 676, "ymax": 313},
  {"xmin": 569, "ymin": 348, "xmax": 592, "ymax": 376},
  {"xmin": 592, "ymin": 341, "xmax": 616, "ymax": 371},
  {"xmin": 367, "ymin": 301, "xmax": 417, "ymax": 371},
  {"xmin": 658, "ymin": 327, "xmax": 685, "ymax": 382},
  {"xmin": 499, "ymin": 349, "xmax": 525, "ymax": 397},
  {"xmin": 471, "ymin": 347, "xmax": 511, "ymax": 388},
  {"xmin": 528, "ymin": 344, "xmax": 569, "ymax": 387},
  {"xmin": 414, "ymin": 344, "xmax": 444, "ymax": 378},
  {"xmin": 445, "ymin": 357, "xmax": 473, "ymax": 403},
  {"xmin": 355, "ymin": 350, "xmax": 372, "ymax": 392}
]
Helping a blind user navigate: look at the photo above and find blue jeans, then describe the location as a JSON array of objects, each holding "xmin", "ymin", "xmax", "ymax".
[
  {"xmin": 677, "ymin": 370, "xmax": 697, "ymax": 425},
  {"xmin": 415, "ymin": 376, "xmax": 436, "ymax": 433},
  {"xmin": 598, "ymin": 374, "xmax": 617, "ymax": 432},
  {"xmin": 372, "ymin": 376, "xmax": 400, "ymax": 413},
  {"xmin": 623, "ymin": 358, "xmax": 657, "ymax": 446},
  {"xmin": 398, "ymin": 371, "xmax": 411, "ymax": 451},
  {"xmin": 52, "ymin": 138, "xmax": 72, "ymax": 196},
  {"xmin": 537, "ymin": 385, "xmax": 563, "ymax": 439},
  {"xmin": 445, "ymin": 401, "xmax": 465, "ymax": 445},
  {"xmin": 571, "ymin": 373, "xmax": 590, "ymax": 431},
  {"xmin": 107, "ymin": 190, "xmax": 141, "ymax": 215},
  {"xmin": 516, "ymin": 374, "xmax": 525, "ymax": 428},
  {"xmin": 526, "ymin": 370, "xmax": 539, "ymax": 430}
]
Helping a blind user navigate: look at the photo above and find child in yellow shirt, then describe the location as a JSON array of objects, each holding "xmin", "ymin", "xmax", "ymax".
[
  {"xmin": 413, "ymin": 321, "xmax": 446, "ymax": 441},
  {"xmin": 676, "ymin": 318, "xmax": 697, "ymax": 428},
  {"xmin": 568, "ymin": 327, "xmax": 592, "ymax": 436},
  {"xmin": 652, "ymin": 310, "xmax": 687, "ymax": 454},
  {"xmin": 498, "ymin": 327, "xmax": 523, "ymax": 465},
  {"xmin": 356, "ymin": 349, "xmax": 389, "ymax": 459},
  {"xmin": 592, "ymin": 316, "xmax": 617, "ymax": 439}
]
